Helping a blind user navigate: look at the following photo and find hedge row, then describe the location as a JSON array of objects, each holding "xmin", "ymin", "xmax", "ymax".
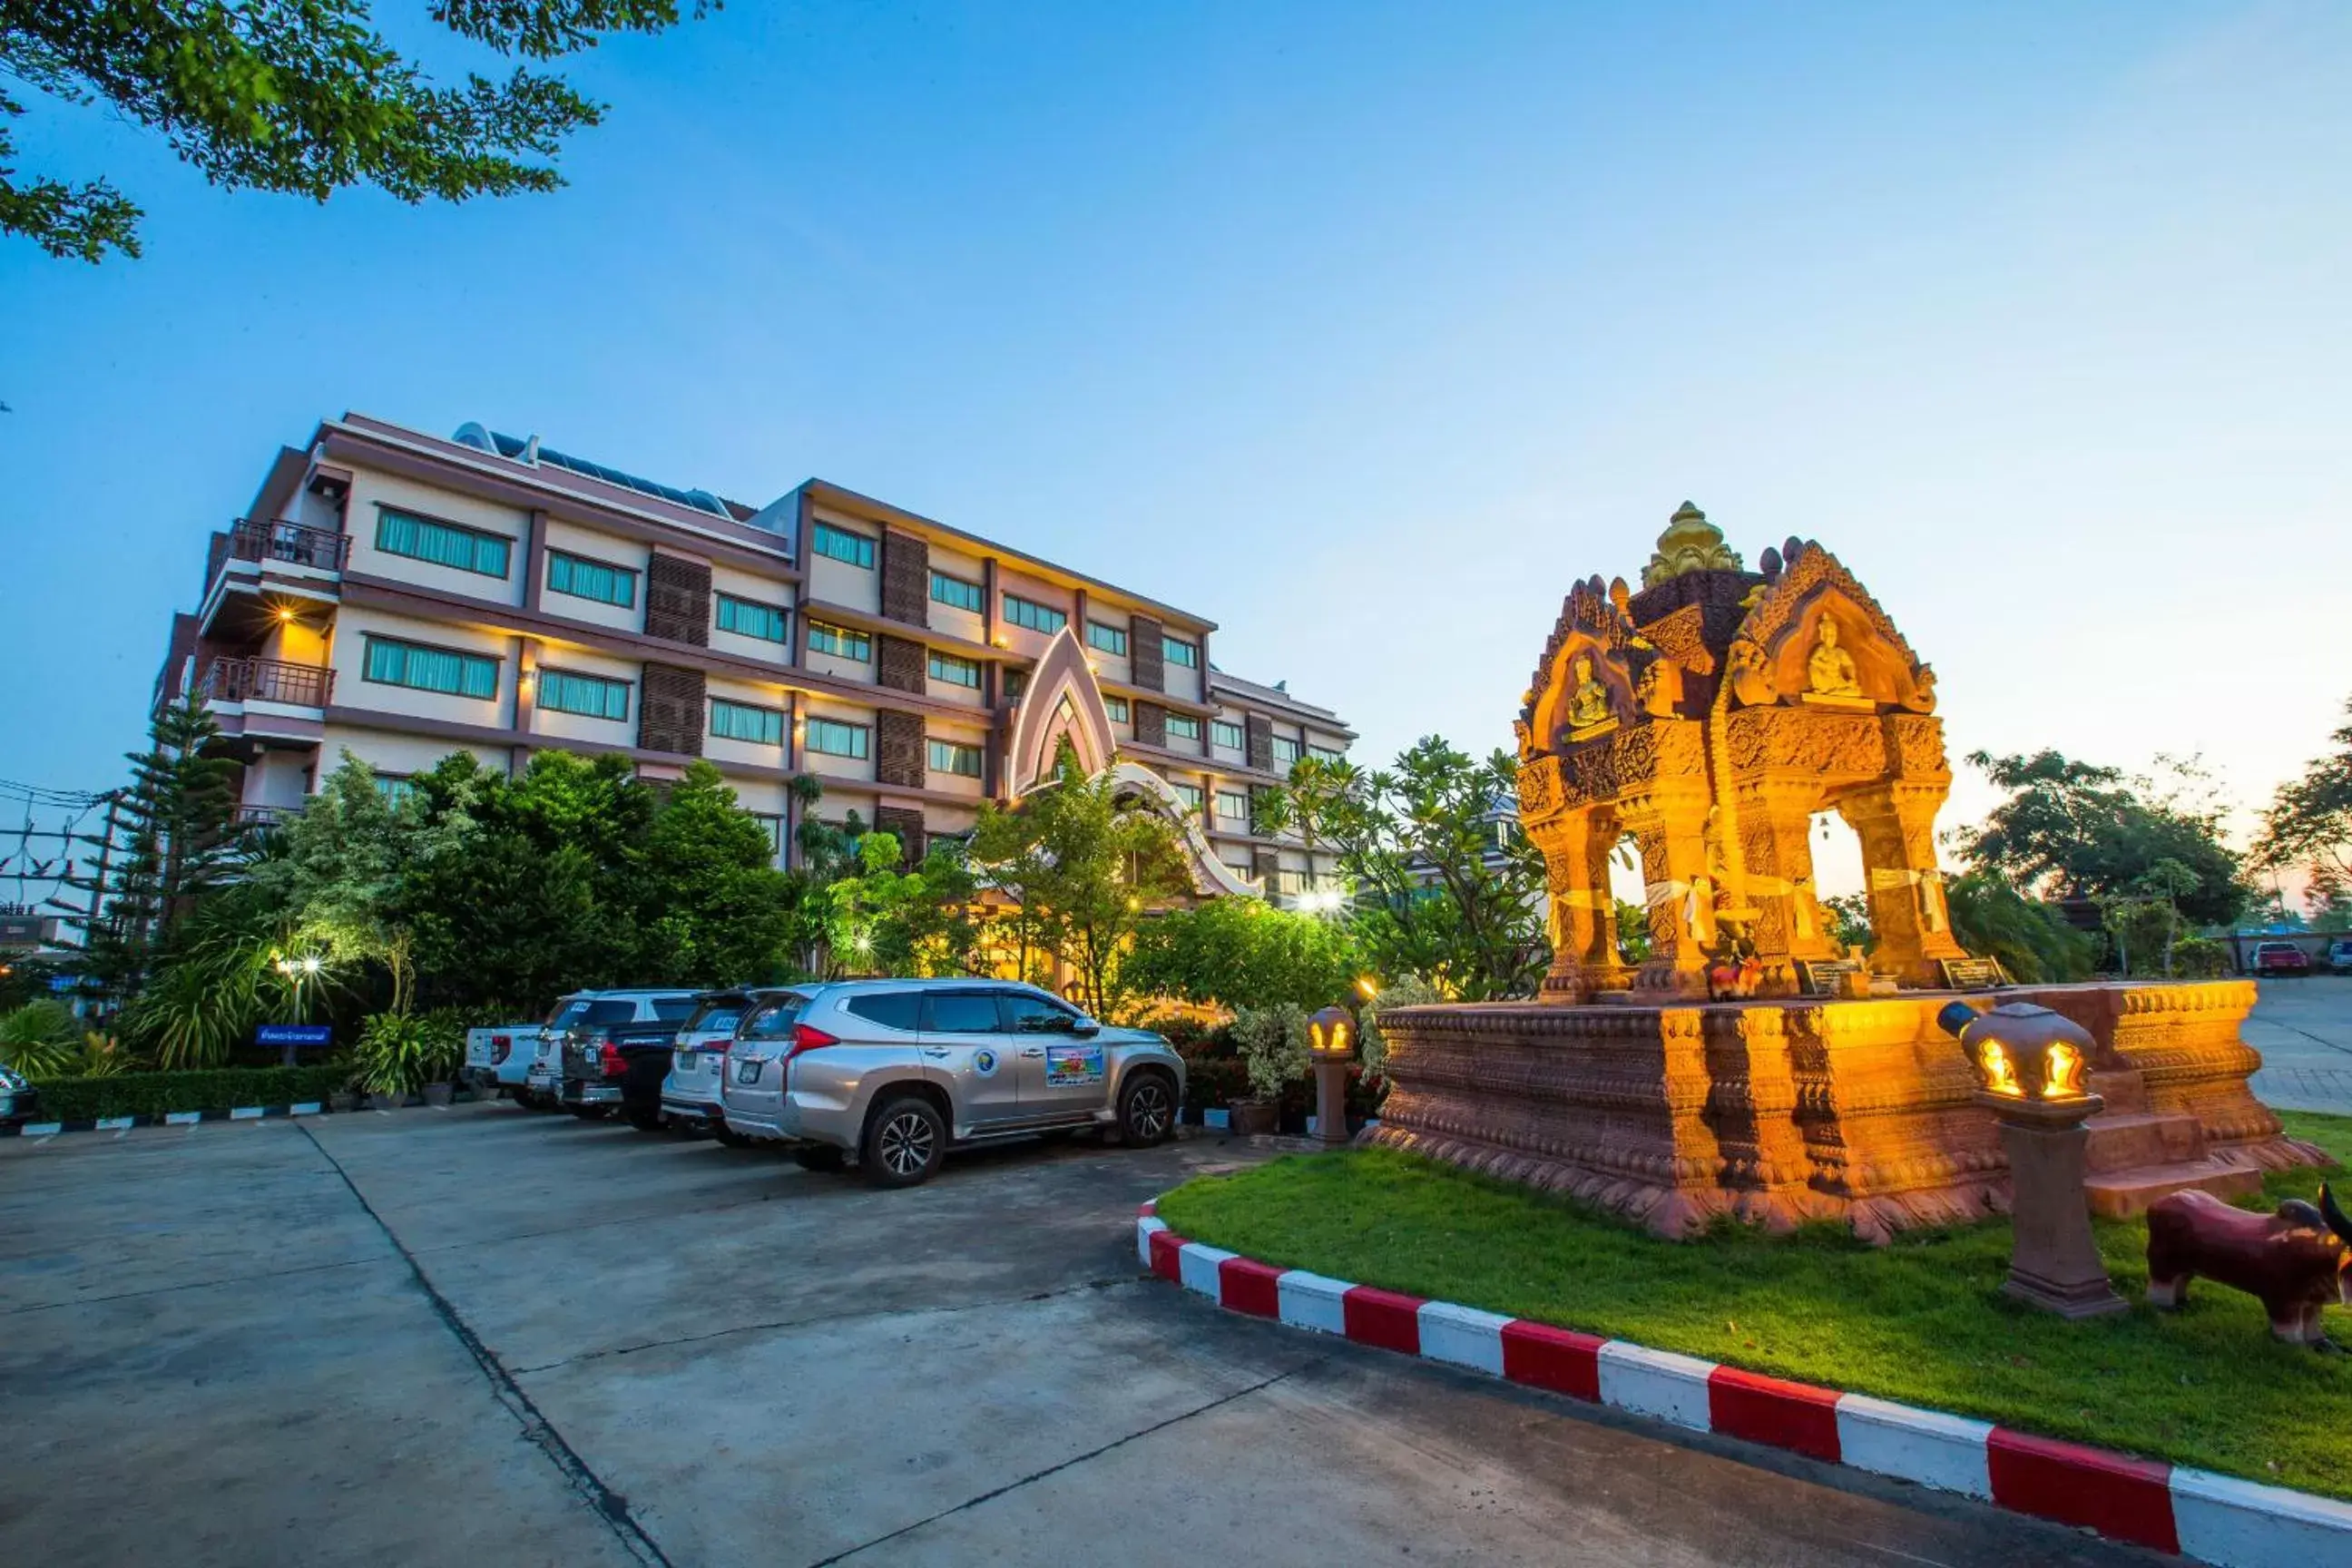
[{"xmin": 25, "ymin": 1065, "xmax": 355, "ymax": 1123}]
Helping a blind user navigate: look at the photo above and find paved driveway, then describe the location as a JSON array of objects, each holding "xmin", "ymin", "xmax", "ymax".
[
  {"xmin": 2247, "ymin": 974, "xmax": 2352, "ymax": 1112},
  {"xmin": 1, "ymin": 1104, "xmax": 2156, "ymax": 1566}
]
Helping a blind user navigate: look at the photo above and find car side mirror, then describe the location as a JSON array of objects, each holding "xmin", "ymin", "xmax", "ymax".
[{"xmin": 1071, "ymin": 1020, "xmax": 1101, "ymax": 1038}]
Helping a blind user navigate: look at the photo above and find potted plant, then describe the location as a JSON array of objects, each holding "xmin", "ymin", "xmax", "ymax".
[
  {"xmin": 356, "ymin": 1013, "xmax": 437, "ymax": 1110},
  {"xmin": 1228, "ymin": 1005, "xmax": 1308, "ymax": 1136},
  {"xmin": 415, "ymin": 1010, "xmax": 467, "ymax": 1106}
]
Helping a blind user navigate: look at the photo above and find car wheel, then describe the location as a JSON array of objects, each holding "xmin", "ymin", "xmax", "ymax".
[
  {"xmin": 861, "ymin": 1096, "xmax": 946, "ymax": 1188},
  {"xmin": 1117, "ymin": 1072, "xmax": 1176, "ymax": 1148},
  {"xmin": 714, "ymin": 1126, "xmax": 757, "ymax": 1149},
  {"xmin": 790, "ymin": 1144, "xmax": 846, "ymax": 1172}
]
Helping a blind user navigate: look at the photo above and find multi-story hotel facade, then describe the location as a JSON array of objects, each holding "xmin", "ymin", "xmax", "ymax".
[{"xmin": 153, "ymin": 414, "xmax": 1354, "ymax": 903}]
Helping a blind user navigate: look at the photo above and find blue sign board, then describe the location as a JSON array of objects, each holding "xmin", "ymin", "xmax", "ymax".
[{"xmin": 257, "ymin": 1024, "xmax": 333, "ymax": 1047}]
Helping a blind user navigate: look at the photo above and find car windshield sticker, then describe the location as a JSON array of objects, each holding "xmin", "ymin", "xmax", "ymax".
[
  {"xmin": 1044, "ymin": 1044, "xmax": 1106, "ymax": 1088},
  {"xmin": 973, "ymin": 1047, "xmax": 999, "ymax": 1077}
]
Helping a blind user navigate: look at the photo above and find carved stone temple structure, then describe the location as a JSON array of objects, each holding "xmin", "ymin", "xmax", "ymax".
[{"xmin": 1367, "ymin": 505, "xmax": 2324, "ymax": 1240}]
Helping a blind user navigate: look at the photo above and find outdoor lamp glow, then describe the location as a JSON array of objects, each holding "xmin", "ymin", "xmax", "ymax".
[
  {"xmin": 1355, "ymin": 975, "xmax": 1379, "ymax": 1001},
  {"xmin": 1308, "ymin": 1004, "xmax": 1356, "ymax": 1061},
  {"xmin": 1936, "ymin": 1001, "xmax": 2095, "ymax": 1105}
]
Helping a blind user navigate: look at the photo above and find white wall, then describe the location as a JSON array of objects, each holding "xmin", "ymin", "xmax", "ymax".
[
  {"xmin": 808, "ymin": 513, "xmax": 881, "ymax": 613},
  {"xmin": 319, "ymin": 722, "xmax": 514, "ymax": 779}
]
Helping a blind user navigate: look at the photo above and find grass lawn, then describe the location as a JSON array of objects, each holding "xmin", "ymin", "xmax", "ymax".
[{"xmin": 1156, "ymin": 1110, "xmax": 2352, "ymax": 1501}]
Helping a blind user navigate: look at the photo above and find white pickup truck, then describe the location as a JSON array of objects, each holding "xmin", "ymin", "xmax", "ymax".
[{"xmin": 464, "ymin": 1022, "xmax": 552, "ymax": 1106}]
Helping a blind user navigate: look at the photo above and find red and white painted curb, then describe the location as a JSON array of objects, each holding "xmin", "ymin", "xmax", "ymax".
[{"xmin": 1135, "ymin": 1203, "xmax": 2352, "ymax": 1568}]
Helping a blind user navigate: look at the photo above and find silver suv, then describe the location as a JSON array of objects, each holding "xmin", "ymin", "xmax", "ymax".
[{"xmin": 719, "ymin": 979, "xmax": 1184, "ymax": 1187}]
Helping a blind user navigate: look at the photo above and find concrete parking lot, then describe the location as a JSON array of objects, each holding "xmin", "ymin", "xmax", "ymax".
[
  {"xmin": 0, "ymin": 1102, "xmax": 2167, "ymax": 1567},
  {"xmin": 2247, "ymin": 974, "xmax": 2352, "ymax": 1113}
]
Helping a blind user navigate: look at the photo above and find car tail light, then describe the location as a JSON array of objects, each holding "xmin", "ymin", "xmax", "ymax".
[
  {"xmin": 782, "ymin": 1023, "xmax": 838, "ymax": 1066},
  {"xmin": 599, "ymin": 1044, "xmax": 627, "ymax": 1079},
  {"xmin": 491, "ymin": 1034, "xmax": 512, "ymax": 1064}
]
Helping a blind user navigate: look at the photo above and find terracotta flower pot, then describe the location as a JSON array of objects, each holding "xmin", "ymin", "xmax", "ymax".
[
  {"xmin": 421, "ymin": 1083, "xmax": 455, "ymax": 1108},
  {"xmin": 1227, "ymin": 1098, "xmax": 1280, "ymax": 1136}
]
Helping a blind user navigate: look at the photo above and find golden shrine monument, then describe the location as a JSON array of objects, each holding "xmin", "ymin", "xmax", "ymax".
[{"xmin": 1367, "ymin": 505, "xmax": 2324, "ymax": 1240}]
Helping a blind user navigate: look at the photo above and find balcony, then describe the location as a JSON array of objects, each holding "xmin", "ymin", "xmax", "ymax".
[
  {"xmin": 202, "ymin": 656, "xmax": 336, "ymax": 709},
  {"xmin": 225, "ymin": 518, "xmax": 349, "ymax": 573}
]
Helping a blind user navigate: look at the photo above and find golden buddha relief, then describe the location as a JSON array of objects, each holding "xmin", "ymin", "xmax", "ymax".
[
  {"xmin": 1800, "ymin": 616, "xmax": 1873, "ymax": 710},
  {"xmin": 1564, "ymin": 654, "xmax": 1617, "ymax": 739}
]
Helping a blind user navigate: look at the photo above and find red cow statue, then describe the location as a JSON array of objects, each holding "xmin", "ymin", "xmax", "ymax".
[{"xmin": 2145, "ymin": 1185, "xmax": 2352, "ymax": 1346}]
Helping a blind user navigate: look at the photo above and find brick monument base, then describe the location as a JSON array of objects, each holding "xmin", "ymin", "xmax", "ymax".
[{"xmin": 1363, "ymin": 980, "xmax": 2324, "ymax": 1243}]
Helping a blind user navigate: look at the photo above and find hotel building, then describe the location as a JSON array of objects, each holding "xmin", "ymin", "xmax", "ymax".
[{"xmin": 152, "ymin": 414, "xmax": 1354, "ymax": 902}]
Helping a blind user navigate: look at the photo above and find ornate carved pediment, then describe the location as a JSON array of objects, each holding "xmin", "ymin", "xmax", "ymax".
[
  {"xmin": 1004, "ymin": 625, "xmax": 1117, "ymax": 795},
  {"xmin": 1728, "ymin": 540, "xmax": 1936, "ymax": 713},
  {"xmin": 1523, "ymin": 576, "xmax": 1641, "ymax": 757}
]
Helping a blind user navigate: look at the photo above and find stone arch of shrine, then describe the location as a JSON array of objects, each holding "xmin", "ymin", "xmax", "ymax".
[{"xmin": 1514, "ymin": 503, "xmax": 1961, "ymax": 1000}]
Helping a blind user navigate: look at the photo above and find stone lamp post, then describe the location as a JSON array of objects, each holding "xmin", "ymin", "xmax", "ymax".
[
  {"xmin": 1936, "ymin": 1001, "xmax": 2127, "ymax": 1318},
  {"xmin": 1307, "ymin": 1005, "xmax": 1357, "ymax": 1149}
]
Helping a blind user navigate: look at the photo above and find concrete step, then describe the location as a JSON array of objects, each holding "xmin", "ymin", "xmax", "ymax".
[
  {"xmin": 2084, "ymin": 1157, "xmax": 2263, "ymax": 1220},
  {"xmin": 2083, "ymin": 1110, "xmax": 2208, "ymax": 1172}
]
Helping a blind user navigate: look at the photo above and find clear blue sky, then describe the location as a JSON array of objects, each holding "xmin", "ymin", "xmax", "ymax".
[{"xmin": 5, "ymin": 2, "xmax": 2348, "ymax": 883}]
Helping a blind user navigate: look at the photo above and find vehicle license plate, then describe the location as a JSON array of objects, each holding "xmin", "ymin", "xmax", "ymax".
[
  {"xmin": 676, "ymin": 1052, "xmax": 698, "ymax": 1071},
  {"xmin": 736, "ymin": 1059, "xmax": 761, "ymax": 1084}
]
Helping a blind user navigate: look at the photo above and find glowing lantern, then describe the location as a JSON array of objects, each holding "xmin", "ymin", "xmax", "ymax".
[
  {"xmin": 1936, "ymin": 1001, "xmax": 2095, "ymax": 1104},
  {"xmin": 1308, "ymin": 1005, "xmax": 1356, "ymax": 1061}
]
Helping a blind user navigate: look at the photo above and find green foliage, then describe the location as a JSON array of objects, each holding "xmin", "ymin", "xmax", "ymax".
[
  {"xmin": 1121, "ymin": 898, "xmax": 1364, "ymax": 1014},
  {"xmin": 1943, "ymin": 870, "xmax": 2096, "ymax": 984},
  {"xmin": 1957, "ymin": 749, "xmax": 2246, "ymax": 928},
  {"xmin": 70, "ymin": 690, "xmax": 241, "ymax": 999},
  {"xmin": 632, "ymin": 760, "xmax": 795, "ymax": 986},
  {"xmin": 1158, "ymin": 1118, "xmax": 2352, "ymax": 1504},
  {"xmin": 2258, "ymin": 693, "xmax": 2352, "ymax": 900},
  {"xmin": 1230, "ymin": 1004, "xmax": 1310, "ymax": 1101},
  {"xmin": 1612, "ymin": 897, "xmax": 1652, "ymax": 965},
  {"xmin": 3, "ymin": 2, "xmax": 714, "ymax": 262},
  {"xmin": 0, "ymin": 999, "xmax": 83, "ymax": 1076},
  {"xmin": 967, "ymin": 747, "xmax": 1191, "ymax": 1018},
  {"xmin": 115, "ymin": 877, "xmax": 290, "ymax": 1068},
  {"xmin": 27, "ymin": 1064, "xmax": 354, "ymax": 1122},
  {"xmin": 1820, "ymin": 893, "xmax": 1874, "ymax": 954},
  {"xmin": 2169, "ymin": 936, "xmax": 2232, "ymax": 978},
  {"xmin": 826, "ymin": 837, "xmax": 984, "ymax": 979},
  {"xmin": 1263, "ymin": 738, "xmax": 1547, "ymax": 1000},
  {"xmin": 353, "ymin": 1010, "xmax": 463, "ymax": 1096},
  {"xmin": 1357, "ymin": 975, "xmax": 1441, "ymax": 1079}
]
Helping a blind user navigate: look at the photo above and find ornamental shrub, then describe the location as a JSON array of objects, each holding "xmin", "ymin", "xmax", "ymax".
[
  {"xmin": 354, "ymin": 1012, "xmax": 465, "ymax": 1095},
  {"xmin": 1230, "ymin": 1004, "xmax": 1310, "ymax": 1101},
  {"xmin": 25, "ymin": 1064, "xmax": 353, "ymax": 1122}
]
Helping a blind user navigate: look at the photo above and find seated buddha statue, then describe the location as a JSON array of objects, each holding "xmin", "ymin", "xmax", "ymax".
[
  {"xmin": 1565, "ymin": 655, "xmax": 1614, "ymax": 734},
  {"xmin": 1802, "ymin": 617, "xmax": 1869, "ymax": 707}
]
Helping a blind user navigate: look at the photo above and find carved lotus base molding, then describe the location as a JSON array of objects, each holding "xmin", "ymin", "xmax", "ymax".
[{"xmin": 1367, "ymin": 981, "xmax": 2323, "ymax": 1243}]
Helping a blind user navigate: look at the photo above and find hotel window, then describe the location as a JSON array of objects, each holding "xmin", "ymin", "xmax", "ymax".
[
  {"xmin": 1165, "ymin": 713, "xmax": 1201, "ymax": 742},
  {"xmin": 1216, "ymin": 789, "xmax": 1249, "ymax": 820},
  {"xmin": 1172, "ymin": 783, "xmax": 1204, "ymax": 812},
  {"xmin": 928, "ymin": 650, "xmax": 981, "ymax": 689},
  {"xmin": 1104, "ymin": 695, "xmax": 1130, "ymax": 723},
  {"xmin": 1271, "ymin": 736, "xmax": 1302, "ymax": 767},
  {"xmin": 813, "ymin": 522, "xmax": 875, "ymax": 569},
  {"xmin": 538, "ymin": 668, "xmax": 631, "ymax": 722},
  {"xmin": 930, "ymin": 573, "xmax": 984, "ymax": 612},
  {"xmin": 546, "ymin": 549, "xmax": 636, "ymax": 608},
  {"xmin": 1309, "ymin": 744, "xmax": 1347, "ymax": 766},
  {"xmin": 1211, "ymin": 720, "xmax": 1244, "ymax": 750},
  {"xmin": 376, "ymin": 507, "xmax": 509, "ymax": 577},
  {"xmin": 362, "ymin": 635, "xmax": 498, "ymax": 700},
  {"xmin": 929, "ymin": 738, "xmax": 983, "ymax": 778},
  {"xmin": 716, "ymin": 593, "xmax": 789, "ymax": 643},
  {"xmin": 808, "ymin": 621, "xmax": 871, "ymax": 661},
  {"xmin": 1003, "ymin": 593, "xmax": 1066, "ymax": 635},
  {"xmin": 374, "ymin": 774, "xmax": 417, "ymax": 807},
  {"xmin": 1162, "ymin": 634, "xmax": 1199, "ymax": 669},
  {"xmin": 1275, "ymin": 867, "xmax": 1312, "ymax": 896},
  {"xmin": 805, "ymin": 717, "xmax": 869, "ymax": 759},
  {"xmin": 710, "ymin": 698, "xmax": 784, "ymax": 746},
  {"xmin": 1086, "ymin": 621, "xmax": 1128, "ymax": 656},
  {"xmin": 748, "ymin": 812, "xmax": 786, "ymax": 865}
]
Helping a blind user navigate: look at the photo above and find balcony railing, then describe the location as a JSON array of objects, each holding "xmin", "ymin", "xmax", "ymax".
[
  {"xmin": 201, "ymin": 656, "xmax": 336, "ymax": 708},
  {"xmin": 227, "ymin": 518, "xmax": 349, "ymax": 573},
  {"xmin": 234, "ymin": 805, "xmax": 290, "ymax": 828}
]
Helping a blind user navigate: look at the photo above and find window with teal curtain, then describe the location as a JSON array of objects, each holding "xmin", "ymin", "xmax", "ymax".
[
  {"xmin": 717, "ymin": 594, "xmax": 789, "ymax": 642},
  {"xmin": 539, "ymin": 669, "xmax": 631, "ymax": 721},
  {"xmin": 928, "ymin": 739, "xmax": 982, "ymax": 777},
  {"xmin": 927, "ymin": 651, "xmax": 980, "ymax": 688},
  {"xmin": 1003, "ymin": 594, "xmax": 1066, "ymax": 635},
  {"xmin": 547, "ymin": 550, "xmax": 636, "ymax": 607},
  {"xmin": 805, "ymin": 718, "xmax": 869, "ymax": 759},
  {"xmin": 362, "ymin": 635, "xmax": 499, "ymax": 700},
  {"xmin": 710, "ymin": 700, "xmax": 784, "ymax": 745},
  {"xmin": 375, "ymin": 507, "xmax": 510, "ymax": 577}
]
